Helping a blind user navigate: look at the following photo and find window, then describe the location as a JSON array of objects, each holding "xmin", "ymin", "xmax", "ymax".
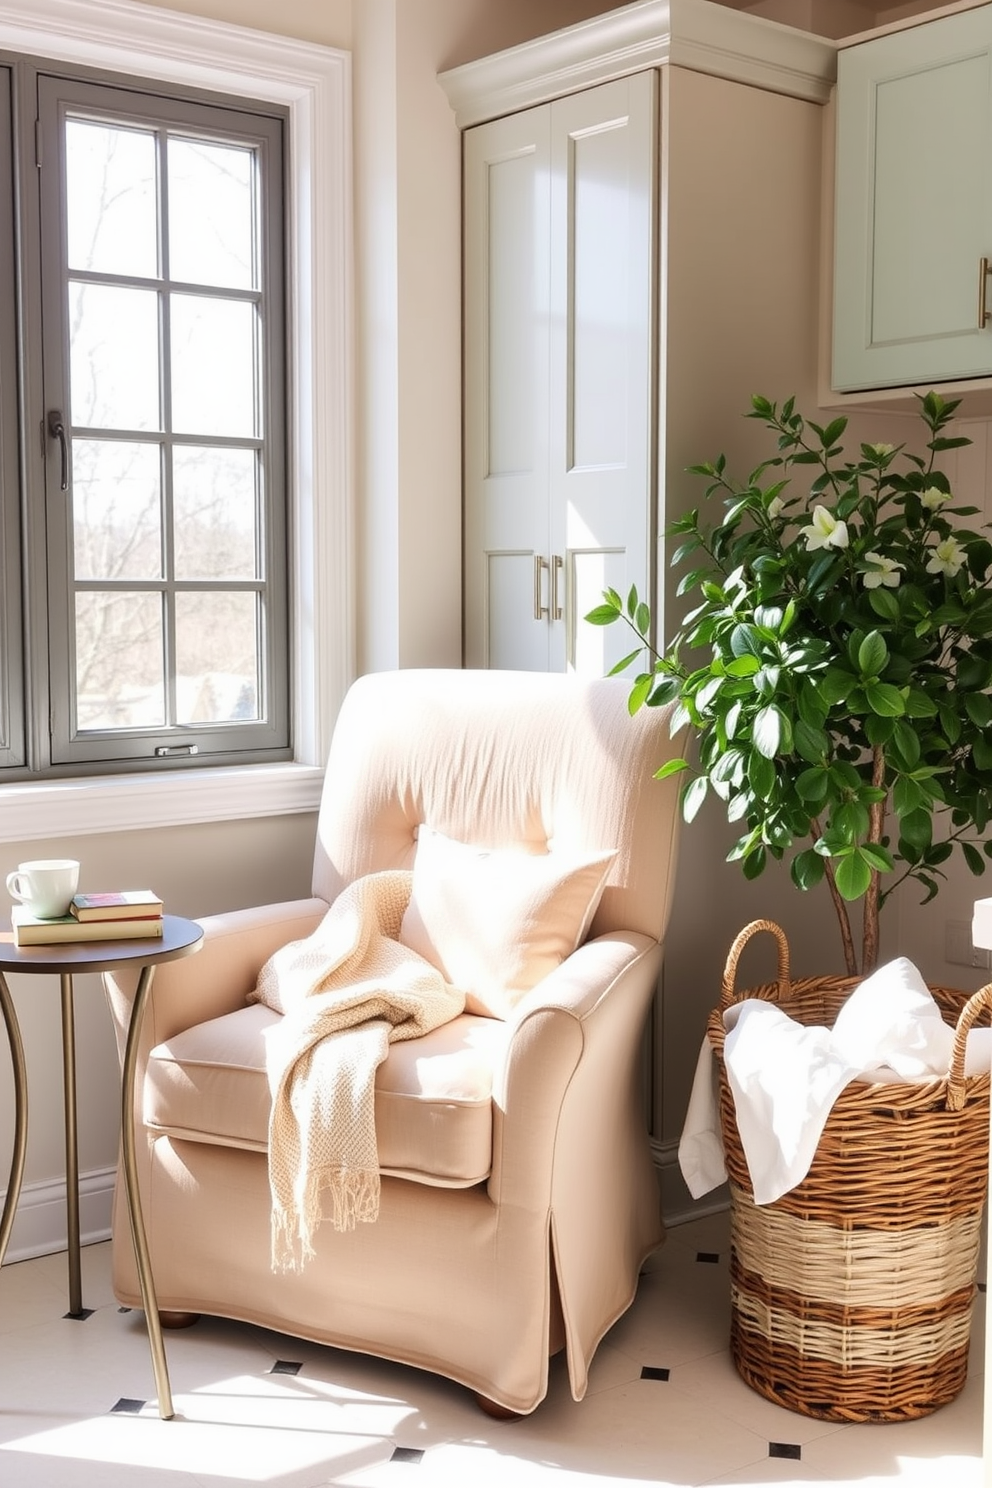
[
  {"xmin": 0, "ymin": 0, "xmax": 350, "ymax": 844},
  {"xmin": 2, "ymin": 61, "xmax": 290, "ymax": 777}
]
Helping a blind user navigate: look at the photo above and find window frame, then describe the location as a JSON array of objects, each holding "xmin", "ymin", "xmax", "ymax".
[
  {"xmin": 37, "ymin": 73, "xmax": 291, "ymax": 768},
  {"xmin": 0, "ymin": 0, "xmax": 353, "ymax": 843}
]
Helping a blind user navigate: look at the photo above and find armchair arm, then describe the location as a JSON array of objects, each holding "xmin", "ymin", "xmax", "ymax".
[
  {"xmin": 488, "ymin": 931, "xmax": 659, "ymax": 1207},
  {"xmin": 102, "ymin": 898, "xmax": 327, "ymax": 1068}
]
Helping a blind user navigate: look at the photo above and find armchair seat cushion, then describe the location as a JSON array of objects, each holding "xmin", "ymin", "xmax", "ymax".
[{"xmin": 144, "ymin": 1004, "xmax": 506, "ymax": 1187}]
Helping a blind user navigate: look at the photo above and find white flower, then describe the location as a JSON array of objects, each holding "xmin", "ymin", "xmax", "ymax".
[
  {"xmin": 926, "ymin": 536, "xmax": 966, "ymax": 577},
  {"xmin": 862, "ymin": 551, "xmax": 903, "ymax": 589},
  {"xmin": 767, "ymin": 496, "xmax": 783, "ymax": 518},
  {"xmin": 922, "ymin": 486, "xmax": 950, "ymax": 511},
  {"xmin": 867, "ymin": 442, "xmax": 894, "ymax": 459},
  {"xmin": 802, "ymin": 505, "xmax": 849, "ymax": 551}
]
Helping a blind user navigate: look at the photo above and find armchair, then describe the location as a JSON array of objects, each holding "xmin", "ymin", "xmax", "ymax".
[{"xmin": 103, "ymin": 669, "xmax": 682, "ymax": 1415}]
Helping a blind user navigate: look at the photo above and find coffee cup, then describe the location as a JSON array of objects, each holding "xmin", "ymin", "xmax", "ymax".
[{"xmin": 6, "ymin": 859, "xmax": 80, "ymax": 919}]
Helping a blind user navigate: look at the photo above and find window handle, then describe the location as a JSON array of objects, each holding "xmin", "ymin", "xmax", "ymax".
[{"xmin": 47, "ymin": 409, "xmax": 68, "ymax": 491}]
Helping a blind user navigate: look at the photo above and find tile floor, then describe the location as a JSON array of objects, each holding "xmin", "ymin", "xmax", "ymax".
[{"xmin": 0, "ymin": 1208, "xmax": 984, "ymax": 1487}]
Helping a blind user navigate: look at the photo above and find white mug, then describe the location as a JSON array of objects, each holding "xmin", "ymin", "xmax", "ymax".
[{"xmin": 6, "ymin": 858, "xmax": 80, "ymax": 919}]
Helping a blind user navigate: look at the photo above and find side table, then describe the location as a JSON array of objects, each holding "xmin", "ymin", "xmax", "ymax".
[{"xmin": 0, "ymin": 915, "xmax": 203, "ymax": 1419}]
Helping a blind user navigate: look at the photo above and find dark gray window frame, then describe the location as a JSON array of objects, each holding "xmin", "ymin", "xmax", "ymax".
[{"xmin": 1, "ymin": 53, "xmax": 291, "ymax": 779}]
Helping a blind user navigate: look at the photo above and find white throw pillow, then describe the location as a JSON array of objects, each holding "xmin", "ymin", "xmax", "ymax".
[{"xmin": 399, "ymin": 828, "xmax": 616, "ymax": 1018}]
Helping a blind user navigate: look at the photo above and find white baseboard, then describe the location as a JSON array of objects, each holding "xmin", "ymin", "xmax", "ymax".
[
  {"xmin": 1, "ymin": 1166, "xmax": 115, "ymax": 1264},
  {"xmin": 652, "ymin": 1136, "xmax": 728, "ymax": 1227}
]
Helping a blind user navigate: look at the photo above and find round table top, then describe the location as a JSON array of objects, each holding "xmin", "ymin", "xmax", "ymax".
[{"xmin": 0, "ymin": 913, "xmax": 204, "ymax": 974}]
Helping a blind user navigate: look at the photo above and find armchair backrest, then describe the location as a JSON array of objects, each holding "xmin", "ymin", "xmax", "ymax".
[{"xmin": 312, "ymin": 669, "xmax": 682, "ymax": 945}]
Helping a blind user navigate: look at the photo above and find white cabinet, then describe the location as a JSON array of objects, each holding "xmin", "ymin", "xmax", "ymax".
[
  {"xmin": 463, "ymin": 73, "xmax": 656, "ymax": 674},
  {"xmin": 833, "ymin": 4, "xmax": 992, "ymax": 392}
]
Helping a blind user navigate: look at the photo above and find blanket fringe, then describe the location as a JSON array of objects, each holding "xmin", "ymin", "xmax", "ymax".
[{"xmin": 272, "ymin": 1166, "xmax": 382, "ymax": 1273}]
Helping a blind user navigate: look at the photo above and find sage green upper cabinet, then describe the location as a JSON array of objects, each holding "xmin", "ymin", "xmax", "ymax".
[{"xmin": 833, "ymin": 4, "xmax": 992, "ymax": 392}]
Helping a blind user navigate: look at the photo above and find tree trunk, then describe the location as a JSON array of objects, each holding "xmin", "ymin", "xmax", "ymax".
[{"xmin": 861, "ymin": 745, "xmax": 887, "ymax": 976}]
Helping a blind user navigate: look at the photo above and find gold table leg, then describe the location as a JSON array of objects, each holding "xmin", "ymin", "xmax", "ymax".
[
  {"xmin": 0, "ymin": 970, "xmax": 28, "ymax": 1270},
  {"xmin": 60, "ymin": 972, "xmax": 83, "ymax": 1316},
  {"xmin": 120, "ymin": 963, "xmax": 174, "ymax": 1420}
]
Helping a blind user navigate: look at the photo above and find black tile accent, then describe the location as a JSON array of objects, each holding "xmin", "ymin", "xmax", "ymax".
[
  {"xmin": 978, "ymin": 1282, "xmax": 987, "ymax": 1293},
  {"xmin": 111, "ymin": 1398, "xmax": 146, "ymax": 1415},
  {"xmin": 640, "ymin": 1366, "xmax": 671, "ymax": 1381},
  {"xmin": 64, "ymin": 1307, "xmax": 94, "ymax": 1321},
  {"xmin": 390, "ymin": 1447, "xmax": 425, "ymax": 1463},
  {"xmin": 696, "ymin": 1252, "xmax": 721, "ymax": 1264},
  {"xmin": 769, "ymin": 1442, "xmax": 802, "ymax": 1460},
  {"xmin": 117, "ymin": 1306, "xmax": 132, "ymax": 1314},
  {"xmin": 270, "ymin": 1360, "xmax": 303, "ymax": 1375}
]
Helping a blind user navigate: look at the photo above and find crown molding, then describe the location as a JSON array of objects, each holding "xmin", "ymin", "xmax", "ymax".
[{"xmin": 438, "ymin": 0, "xmax": 837, "ymax": 128}]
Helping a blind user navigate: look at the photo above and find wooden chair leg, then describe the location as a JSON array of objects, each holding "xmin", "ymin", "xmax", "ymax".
[
  {"xmin": 158, "ymin": 1310, "xmax": 200, "ymax": 1329},
  {"xmin": 473, "ymin": 1391, "xmax": 525, "ymax": 1420}
]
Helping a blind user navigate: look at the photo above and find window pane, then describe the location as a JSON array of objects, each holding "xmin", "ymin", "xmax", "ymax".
[
  {"xmin": 75, "ymin": 591, "xmax": 165, "ymax": 729},
  {"xmin": 66, "ymin": 120, "xmax": 157, "ymax": 278},
  {"xmin": 170, "ymin": 294, "xmax": 256, "ymax": 436},
  {"xmin": 73, "ymin": 440, "xmax": 161, "ymax": 581},
  {"xmin": 175, "ymin": 591, "xmax": 259, "ymax": 722},
  {"xmin": 69, "ymin": 283, "xmax": 160, "ymax": 431},
  {"xmin": 168, "ymin": 137, "xmax": 255, "ymax": 290},
  {"xmin": 173, "ymin": 446, "xmax": 257, "ymax": 579}
]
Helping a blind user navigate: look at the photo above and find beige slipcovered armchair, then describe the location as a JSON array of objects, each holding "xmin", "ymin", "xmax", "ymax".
[{"xmin": 103, "ymin": 669, "xmax": 682, "ymax": 1415}]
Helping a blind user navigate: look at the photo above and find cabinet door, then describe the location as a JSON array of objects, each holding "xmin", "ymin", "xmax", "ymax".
[
  {"xmin": 551, "ymin": 73, "xmax": 656, "ymax": 677},
  {"xmin": 463, "ymin": 74, "xmax": 655, "ymax": 672},
  {"xmin": 464, "ymin": 106, "xmax": 553, "ymax": 671},
  {"xmin": 833, "ymin": 5, "xmax": 992, "ymax": 391}
]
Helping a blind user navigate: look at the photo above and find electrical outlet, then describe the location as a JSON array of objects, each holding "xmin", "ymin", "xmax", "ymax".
[{"xmin": 945, "ymin": 919, "xmax": 992, "ymax": 970}]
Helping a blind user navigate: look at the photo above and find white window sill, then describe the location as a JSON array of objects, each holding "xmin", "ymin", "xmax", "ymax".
[{"xmin": 0, "ymin": 762, "xmax": 325, "ymax": 845}]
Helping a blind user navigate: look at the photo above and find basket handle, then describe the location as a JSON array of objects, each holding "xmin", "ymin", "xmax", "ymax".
[
  {"xmin": 720, "ymin": 919, "xmax": 791, "ymax": 1011},
  {"xmin": 947, "ymin": 982, "xmax": 992, "ymax": 1111}
]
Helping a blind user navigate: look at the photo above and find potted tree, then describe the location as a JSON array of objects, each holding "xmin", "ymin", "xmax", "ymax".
[
  {"xmin": 589, "ymin": 391, "xmax": 992, "ymax": 975},
  {"xmin": 589, "ymin": 392, "xmax": 992, "ymax": 1422}
]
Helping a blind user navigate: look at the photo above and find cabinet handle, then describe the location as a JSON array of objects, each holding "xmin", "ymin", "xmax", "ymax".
[
  {"xmin": 979, "ymin": 257, "xmax": 992, "ymax": 329},
  {"xmin": 534, "ymin": 555, "xmax": 549, "ymax": 620},
  {"xmin": 551, "ymin": 554, "xmax": 564, "ymax": 621}
]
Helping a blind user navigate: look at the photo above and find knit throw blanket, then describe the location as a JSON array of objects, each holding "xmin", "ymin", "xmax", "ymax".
[{"xmin": 250, "ymin": 871, "xmax": 465, "ymax": 1271}]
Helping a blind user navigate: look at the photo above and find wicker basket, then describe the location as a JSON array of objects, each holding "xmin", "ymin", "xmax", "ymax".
[{"xmin": 708, "ymin": 919, "xmax": 992, "ymax": 1423}]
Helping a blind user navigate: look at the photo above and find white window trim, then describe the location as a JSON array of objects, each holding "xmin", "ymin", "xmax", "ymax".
[{"xmin": 0, "ymin": 0, "xmax": 353, "ymax": 843}]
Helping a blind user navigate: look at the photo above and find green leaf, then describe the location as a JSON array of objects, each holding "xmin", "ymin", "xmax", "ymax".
[
  {"xmin": 794, "ymin": 719, "xmax": 829, "ymax": 763},
  {"xmin": 654, "ymin": 758, "xmax": 690, "ymax": 780},
  {"xmin": 821, "ymin": 668, "xmax": 855, "ymax": 704},
  {"xmin": 963, "ymin": 842, "xmax": 986, "ymax": 877},
  {"xmin": 899, "ymin": 808, "xmax": 933, "ymax": 852},
  {"xmin": 893, "ymin": 775, "xmax": 924, "ymax": 817},
  {"xmin": 681, "ymin": 775, "xmax": 708, "ymax": 824},
  {"xmin": 796, "ymin": 766, "xmax": 829, "ymax": 803},
  {"xmin": 858, "ymin": 631, "xmax": 888, "ymax": 678},
  {"xmin": 791, "ymin": 849, "xmax": 825, "ymax": 891},
  {"xmin": 903, "ymin": 688, "xmax": 939, "ymax": 719},
  {"xmin": 741, "ymin": 846, "xmax": 767, "ymax": 881},
  {"xmin": 627, "ymin": 674, "xmax": 653, "ymax": 714},
  {"xmin": 965, "ymin": 692, "xmax": 992, "ymax": 728},
  {"xmin": 725, "ymin": 654, "xmax": 760, "ymax": 678},
  {"xmin": 586, "ymin": 604, "xmax": 620, "ymax": 626},
  {"xmin": 748, "ymin": 750, "xmax": 775, "ymax": 800},
  {"xmin": 865, "ymin": 682, "xmax": 905, "ymax": 717},
  {"xmin": 868, "ymin": 587, "xmax": 900, "ymax": 621},
  {"xmin": 753, "ymin": 706, "xmax": 783, "ymax": 759},
  {"xmin": 635, "ymin": 602, "xmax": 651, "ymax": 635},
  {"xmin": 859, "ymin": 843, "xmax": 894, "ymax": 874},
  {"xmin": 891, "ymin": 720, "xmax": 921, "ymax": 768},
  {"xmin": 608, "ymin": 647, "xmax": 644, "ymax": 677},
  {"xmin": 835, "ymin": 852, "xmax": 872, "ymax": 901}
]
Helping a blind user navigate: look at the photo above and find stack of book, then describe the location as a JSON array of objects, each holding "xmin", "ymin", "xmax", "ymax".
[{"xmin": 12, "ymin": 890, "xmax": 164, "ymax": 946}]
